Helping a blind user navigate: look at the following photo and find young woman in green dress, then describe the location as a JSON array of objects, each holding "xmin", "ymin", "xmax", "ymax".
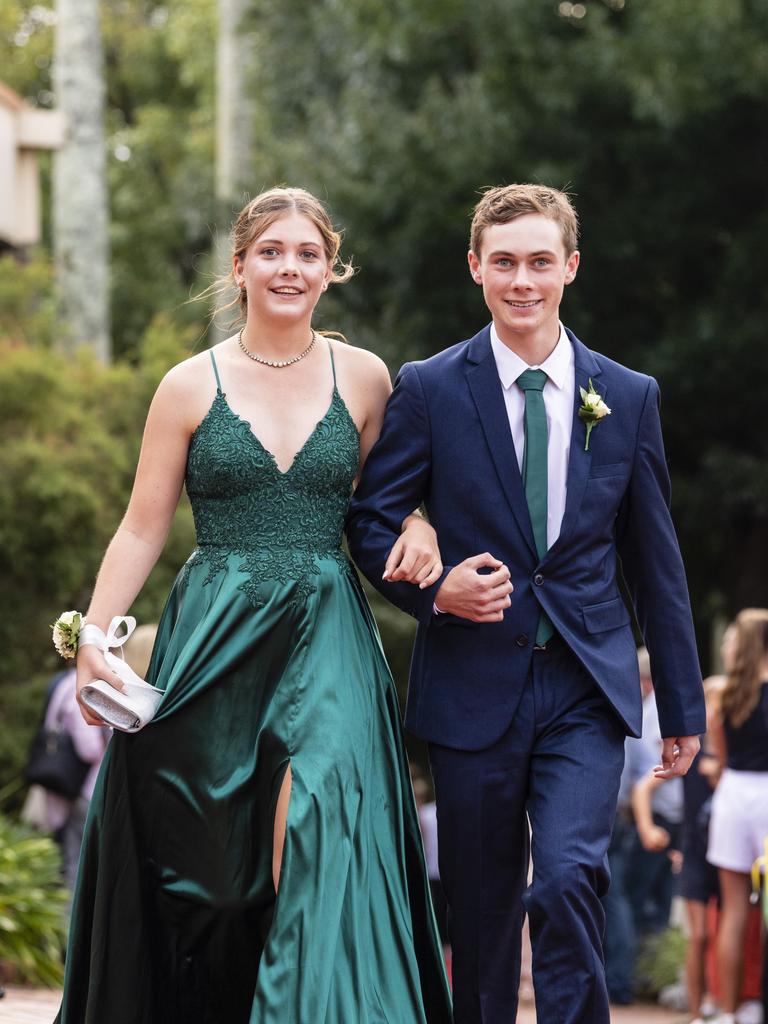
[{"xmin": 56, "ymin": 187, "xmax": 452, "ymax": 1024}]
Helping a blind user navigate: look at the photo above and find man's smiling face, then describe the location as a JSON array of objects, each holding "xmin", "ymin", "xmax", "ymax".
[{"xmin": 468, "ymin": 213, "xmax": 579, "ymax": 349}]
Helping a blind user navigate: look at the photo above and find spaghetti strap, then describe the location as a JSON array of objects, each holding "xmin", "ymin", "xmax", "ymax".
[
  {"xmin": 209, "ymin": 349, "xmax": 223, "ymax": 392},
  {"xmin": 326, "ymin": 337, "xmax": 337, "ymax": 387}
]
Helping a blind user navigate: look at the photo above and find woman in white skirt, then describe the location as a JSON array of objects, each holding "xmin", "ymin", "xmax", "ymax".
[{"xmin": 707, "ymin": 608, "xmax": 768, "ymax": 1024}]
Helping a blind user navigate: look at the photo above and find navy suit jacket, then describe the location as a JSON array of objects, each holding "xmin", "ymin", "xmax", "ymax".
[{"xmin": 346, "ymin": 325, "xmax": 705, "ymax": 751}]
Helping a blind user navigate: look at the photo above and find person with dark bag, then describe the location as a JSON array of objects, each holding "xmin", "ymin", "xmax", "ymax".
[
  {"xmin": 26, "ymin": 669, "xmax": 110, "ymax": 887},
  {"xmin": 26, "ymin": 671, "xmax": 90, "ymax": 801}
]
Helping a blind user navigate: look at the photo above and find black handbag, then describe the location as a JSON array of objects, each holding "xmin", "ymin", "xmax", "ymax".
[{"xmin": 25, "ymin": 674, "xmax": 90, "ymax": 800}]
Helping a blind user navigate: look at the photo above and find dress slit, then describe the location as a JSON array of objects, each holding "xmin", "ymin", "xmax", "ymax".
[{"xmin": 272, "ymin": 761, "xmax": 293, "ymax": 892}]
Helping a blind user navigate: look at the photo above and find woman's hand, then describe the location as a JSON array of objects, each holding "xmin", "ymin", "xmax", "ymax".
[
  {"xmin": 76, "ymin": 645, "xmax": 124, "ymax": 726},
  {"xmin": 638, "ymin": 822, "xmax": 671, "ymax": 852},
  {"xmin": 383, "ymin": 514, "xmax": 443, "ymax": 589}
]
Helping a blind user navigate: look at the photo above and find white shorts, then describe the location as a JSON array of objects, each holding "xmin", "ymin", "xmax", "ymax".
[{"xmin": 707, "ymin": 768, "xmax": 768, "ymax": 873}]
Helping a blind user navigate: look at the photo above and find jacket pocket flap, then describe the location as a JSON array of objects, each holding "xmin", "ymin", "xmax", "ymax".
[
  {"xmin": 589, "ymin": 461, "xmax": 630, "ymax": 479},
  {"xmin": 582, "ymin": 596, "xmax": 631, "ymax": 634}
]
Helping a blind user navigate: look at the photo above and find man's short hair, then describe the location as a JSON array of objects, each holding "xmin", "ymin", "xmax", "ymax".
[{"xmin": 470, "ymin": 184, "xmax": 579, "ymax": 257}]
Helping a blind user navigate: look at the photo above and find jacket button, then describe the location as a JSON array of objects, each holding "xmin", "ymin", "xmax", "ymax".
[
  {"xmin": 534, "ymin": 573, "xmax": 544, "ymax": 586},
  {"xmin": 515, "ymin": 634, "xmax": 528, "ymax": 647}
]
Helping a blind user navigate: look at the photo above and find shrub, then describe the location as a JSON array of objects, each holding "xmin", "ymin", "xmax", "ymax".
[
  {"xmin": 634, "ymin": 925, "xmax": 687, "ymax": 997},
  {"xmin": 0, "ymin": 815, "xmax": 68, "ymax": 986}
]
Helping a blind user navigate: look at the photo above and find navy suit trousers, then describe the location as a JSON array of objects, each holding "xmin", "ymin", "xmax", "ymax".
[{"xmin": 429, "ymin": 640, "xmax": 625, "ymax": 1024}]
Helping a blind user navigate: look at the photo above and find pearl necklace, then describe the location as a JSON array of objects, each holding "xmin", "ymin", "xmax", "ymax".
[{"xmin": 238, "ymin": 328, "xmax": 317, "ymax": 368}]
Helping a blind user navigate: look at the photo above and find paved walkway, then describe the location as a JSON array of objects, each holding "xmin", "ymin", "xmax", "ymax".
[
  {"xmin": 519, "ymin": 1003, "xmax": 683, "ymax": 1022},
  {"xmin": 0, "ymin": 987, "xmax": 685, "ymax": 1023},
  {"xmin": 0, "ymin": 988, "xmax": 61, "ymax": 1022}
]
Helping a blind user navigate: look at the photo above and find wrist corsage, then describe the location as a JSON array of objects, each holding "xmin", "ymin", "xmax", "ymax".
[{"xmin": 51, "ymin": 610, "xmax": 85, "ymax": 659}]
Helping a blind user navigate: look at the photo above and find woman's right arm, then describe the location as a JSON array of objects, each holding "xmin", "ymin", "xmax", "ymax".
[{"xmin": 76, "ymin": 368, "xmax": 196, "ymax": 722}]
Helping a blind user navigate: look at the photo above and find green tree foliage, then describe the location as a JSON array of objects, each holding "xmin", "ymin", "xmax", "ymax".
[
  {"xmin": 102, "ymin": 0, "xmax": 217, "ymax": 356},
  {"xmin": 1, "ymin": 0, "xmax": 216, "ymax": 357},
  {"xmin": 0, "ymin": 255, "xmax": 197, "ymax": 795},
  {"xmin": 243, "ymin": 0, "xmax": 768, "ymax": 634}
]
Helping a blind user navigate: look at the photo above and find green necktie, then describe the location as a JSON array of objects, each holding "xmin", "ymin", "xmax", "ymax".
[{"xmin": 516, "ymin": 369, "xmax": 553, "ymax": 645}]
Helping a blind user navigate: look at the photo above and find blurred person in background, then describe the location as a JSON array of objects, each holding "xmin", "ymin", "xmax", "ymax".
[
  {"xmin": 603, "ymin": 670, "xmax": 646, "ymax": 1006},
  {"xmin": 625, "ymin": 648, "xmax": 684, "ymax": 937},
  {"xmin": 36, "ymin": 667, "xmax": 110, "ymax": 889},
  {"xmin": 707, "ymin": 609, "xmax": 768, "ymax": 1024},
  {"xmin": 675, "ymin": 628, "xmax": 734, "ymax": 1024}
]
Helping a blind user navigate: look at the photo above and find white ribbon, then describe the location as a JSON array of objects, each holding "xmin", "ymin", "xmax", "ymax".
[
  {"xmin": 80, "ymin": 616, "xmax": 136, "ymax": 654},
  {"xmin": 78, "ymin": 616, "xmax": 162, "ymax": 733}
]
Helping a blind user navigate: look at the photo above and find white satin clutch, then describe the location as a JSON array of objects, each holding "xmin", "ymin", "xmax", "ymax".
[{"xmin": 79, "ymin": 617, "xmax": 163, "ymax": 733}]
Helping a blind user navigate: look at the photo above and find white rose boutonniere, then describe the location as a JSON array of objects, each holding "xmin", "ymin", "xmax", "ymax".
[
  {"xmin": 578, "ymin": 379, "xmax": 611, "ymax": 451},
  {"xmin": 51, "ymin": 610, "xmax": 84, "ymax": 659}
]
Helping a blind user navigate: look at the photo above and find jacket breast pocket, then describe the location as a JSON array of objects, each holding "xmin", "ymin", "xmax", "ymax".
[
  {"xmin": 589, "ymin": 461, "xmax": 630, "ymax": 479},
  {"xmin": 582, "ymin": 596, "xmax": 631, "ymax": 634}
]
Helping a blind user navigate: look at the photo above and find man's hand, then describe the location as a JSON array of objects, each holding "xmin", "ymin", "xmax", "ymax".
[
  {"xmin": 434, "ymin": 553, "xmax": 513, "ymax": 623},
  {"xmin": 653, "ymin": 735, "xmax": 700, "ymax": 779}
]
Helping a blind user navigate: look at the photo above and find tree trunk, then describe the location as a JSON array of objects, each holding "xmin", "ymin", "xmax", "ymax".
[
  {"xmin": 212, "ymin": 0, "xmax": 256, "ymax": 341},
  {"xmin": 216, "ymin": 0, "xmax": 255, "ymax": 203},
  {"xmin": 53, "ymin": 0, "xmax": 110, "ymax": 361}
]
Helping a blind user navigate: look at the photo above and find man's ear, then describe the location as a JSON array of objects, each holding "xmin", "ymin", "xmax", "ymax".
[
  {"xmin": 564, "ymin": 249, "xmax": 580, "ymax": 285},
  {"xmin": 467, "ymin": 250, "xmax": 482, "ymax": 284}
]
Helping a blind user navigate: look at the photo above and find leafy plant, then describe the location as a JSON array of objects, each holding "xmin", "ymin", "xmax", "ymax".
[
  {"xmin": 634, "ymin": 926, "xmax": 687, "ymax": 997},
  {"xmin": 0, "ymin": 815, "xmax": 68, "ymax": 986}
]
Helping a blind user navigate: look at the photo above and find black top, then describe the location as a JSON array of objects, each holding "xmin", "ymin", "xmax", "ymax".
[{"xmin": 725, "ymin": 681, "xmax": 768, "ymax": 771}]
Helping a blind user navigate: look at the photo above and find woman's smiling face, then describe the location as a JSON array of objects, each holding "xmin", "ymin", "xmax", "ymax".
[{"xmin": 234, "ymin": 211, "xmax": 332, "ymax": 325}]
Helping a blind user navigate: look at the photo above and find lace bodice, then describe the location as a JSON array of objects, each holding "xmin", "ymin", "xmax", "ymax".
[{"xmin": 182, "ymin": 343, "xmax": 360, "ymax": 606}]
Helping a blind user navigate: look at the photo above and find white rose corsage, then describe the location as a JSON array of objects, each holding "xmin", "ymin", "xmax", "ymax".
[
  {"xmin": 578, "ymin": 379, "xmax": 611, "ymax": 451},
  {"xmin": 51, "ymin": 610, "xmax": 85, "ymax": 659}
]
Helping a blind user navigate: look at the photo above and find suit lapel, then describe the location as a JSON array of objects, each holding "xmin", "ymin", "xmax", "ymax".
[
  {"xmin": 465, "ymin": 329, "xmax": 537, "ymax": 558},
  {"xmin": 547, "ymin": 329, "xmax": 604, "ymax": 558}
]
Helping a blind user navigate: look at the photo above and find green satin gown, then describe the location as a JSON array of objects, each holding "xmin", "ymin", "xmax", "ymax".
[{"xmin": 56, "ymin": 343, "xmax": 452, "ymax": 1024}]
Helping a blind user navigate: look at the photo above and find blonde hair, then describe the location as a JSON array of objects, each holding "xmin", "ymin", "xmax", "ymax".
[
  {"xmin": 470, "ymin": 183, "xmax": 579, "ymax": 257},
  {"xmin": 719, "ymin": 608, "xmax": 768, "ymax": 728},
  {"xmin": 216, "ymin": 187, "xmax": 355, "ymax": 325}
]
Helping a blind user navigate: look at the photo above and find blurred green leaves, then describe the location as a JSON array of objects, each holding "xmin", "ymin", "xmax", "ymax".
[{"xmin": 0, "ymin": 816, "xmax": 68, "ymax": 986}]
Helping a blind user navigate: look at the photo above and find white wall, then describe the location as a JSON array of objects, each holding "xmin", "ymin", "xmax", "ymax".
[{"xmin": 0, "ymin": 89, "xmax": 65, "ymax": 248}]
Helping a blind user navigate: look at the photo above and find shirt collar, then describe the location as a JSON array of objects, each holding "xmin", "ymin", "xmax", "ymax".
[{"xmin": 489, "ymin": 322, "xmax": 572, "ymax": 391}]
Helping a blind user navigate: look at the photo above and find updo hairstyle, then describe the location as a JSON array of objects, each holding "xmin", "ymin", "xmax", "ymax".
[{"xmin": 229, "ymin": 187, "xmax": 355, "ymax": 321}]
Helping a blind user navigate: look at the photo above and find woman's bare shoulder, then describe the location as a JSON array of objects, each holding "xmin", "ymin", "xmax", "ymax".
[
  {"xmin": 150, "ymin": 347, "xmax": 223, "ymax": 428},
  {"xmin": 161, "ymin": 347, "xmax": 220, "ymax": 388},
  {"xmin": 329, "ymin": 337, "xmax": 391, "ymax": 390}
]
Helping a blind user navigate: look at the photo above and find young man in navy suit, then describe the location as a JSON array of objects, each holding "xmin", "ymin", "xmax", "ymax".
[{"xmin": 346, "ymin": 184, "xmax": 705, "ymax": 1023}]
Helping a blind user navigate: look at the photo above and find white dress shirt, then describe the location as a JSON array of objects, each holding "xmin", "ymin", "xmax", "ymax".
[{"xmin": 489, "ymin": 322, "xmax": 574, "ymax": 550}]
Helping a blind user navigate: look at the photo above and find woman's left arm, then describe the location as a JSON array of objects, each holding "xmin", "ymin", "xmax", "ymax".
[{"xmin": 353, "ymin": 352, "xmax": 442, "ymax": 590}]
